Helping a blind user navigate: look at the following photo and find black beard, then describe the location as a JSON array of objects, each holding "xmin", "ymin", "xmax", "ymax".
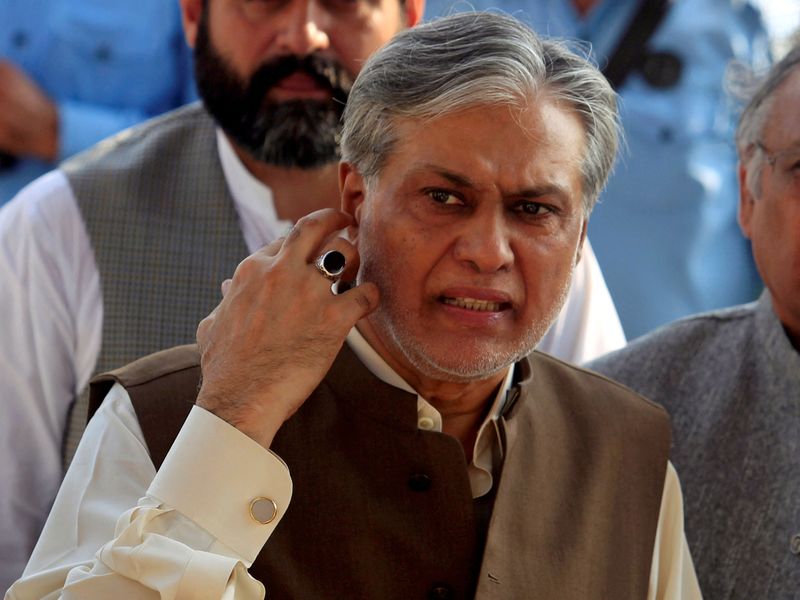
[{"xmin": 193, "ymin": 11, "xmax": 353, "ymax": 169}]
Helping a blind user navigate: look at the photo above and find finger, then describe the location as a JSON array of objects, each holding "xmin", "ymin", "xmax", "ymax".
[
  {"xmin": 220, "ymin": 279, "xmax": 233, "ymax": 297},
  {"xmin": 310, "ymin": 238, "xmax": 359, "ymax": 285},
  {"xmin": 259, "ymin": 235, "xmax": 286, "ymax": 257},
  {"xmin": 281, "ymin": 209, "xmax": 354, "ymax": 264},
  {"xmin": 333, "ymin": 281, "xmax": 380, "ymax": 327},
  {"xmin": 316, "ymin": 229, "xmax": 361, "ymax": 281},
  {"xmin": 196, "ymin": 311, "xmax": 215, "ymax": 350},
  {"xmin": 198, "ymin": 288, "xmax": 227, "ymax": 346}
]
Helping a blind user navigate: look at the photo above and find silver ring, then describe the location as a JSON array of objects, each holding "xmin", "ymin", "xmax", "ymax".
[{"xmin": 314, "ymin": 250, "xmax": 346, "ymax": 281}]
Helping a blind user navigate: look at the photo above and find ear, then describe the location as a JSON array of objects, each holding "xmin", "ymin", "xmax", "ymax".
[
  {"xmin": 737, "ymin": 161, "xmax": 755, "ymax": 240},
  {"xmin": 179, "ymin": 0, "xmax": 204, "ymax": 48},
  {"xmin": 575, "ymin": 219, "xmax": 588, "ymax": 265},
  {"xmin": 404, "ymin": 0, "xmax": 425, "ymax": 28},
  {"xmin": 339, "ymin": 162, "xmax": 368, "ymax": 240}
]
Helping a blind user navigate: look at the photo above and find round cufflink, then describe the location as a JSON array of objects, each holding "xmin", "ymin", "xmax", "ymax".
[{"xmin": 250, "ymin": 497, "xmax": 278, "ymax": 524}]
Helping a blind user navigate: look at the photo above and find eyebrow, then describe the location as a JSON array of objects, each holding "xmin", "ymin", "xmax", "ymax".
[
  {"xmin": 419, "ymin": 164, "xmax": 572, "ymax": 200},
  {"xmin": 760, "ymin": 140, "xmax": 800, "ymax": 155}
]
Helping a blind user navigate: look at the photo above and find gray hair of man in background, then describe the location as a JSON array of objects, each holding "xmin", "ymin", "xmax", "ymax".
[
  {"xmin": 340, "ymin": 11, "xmax": 620, "ymax": 216},
  {"xmin": 736, "ymin": 44, "xmax": 800, "ymax": 194}
]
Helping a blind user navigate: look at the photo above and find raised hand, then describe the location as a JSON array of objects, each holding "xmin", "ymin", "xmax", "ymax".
[{"xmin": 196, "ymin": 209, "xmax": 379, "ymax": 449}]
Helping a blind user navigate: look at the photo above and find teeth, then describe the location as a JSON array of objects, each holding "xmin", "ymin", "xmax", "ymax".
[{"xmin": 443, "ymin": 297, "xmax": 502, "ymax": 312}]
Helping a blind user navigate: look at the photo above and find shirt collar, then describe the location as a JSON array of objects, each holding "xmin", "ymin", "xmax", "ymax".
[{"xmin": 346, "ymin": 327, "xmax": 516, "ymax": 497}]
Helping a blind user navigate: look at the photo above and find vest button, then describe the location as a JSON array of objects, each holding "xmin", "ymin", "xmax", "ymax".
[
  {"xmin": 427, "ymin": 584, "xmax": 454, "ymax": 599},
  {"xmin": 408, "ymin": 473, "xmax": 432, "ymax": 492},
  {"xmin": 791, "ymin": 533, "xmax": 800, "ymax": 556},
  {"xmin": 418, "ymin": 416, "xmax": 436, "ymax": 430}
]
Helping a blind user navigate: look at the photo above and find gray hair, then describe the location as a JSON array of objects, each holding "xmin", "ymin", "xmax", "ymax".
[
  {"xmin": 339, "ymin": 12, "xmax": 620, "ymax": 215},
  {"xmin": 736, "ymin": 44, "xmax": 800, "ymax": 194}
]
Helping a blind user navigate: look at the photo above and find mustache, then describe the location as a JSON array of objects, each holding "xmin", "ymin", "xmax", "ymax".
[{"xmin": 247, "ymin": 54, "xmax": 354, "ymax": 106}]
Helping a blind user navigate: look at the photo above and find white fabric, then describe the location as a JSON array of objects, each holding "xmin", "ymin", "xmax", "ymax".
[
  {"xmin": 0, "ymin": 131, "xmax": 625, "ymax": 590},
  {"xmin": 6, "ymin": 335, "xmax": 698, "ymax": 599}
]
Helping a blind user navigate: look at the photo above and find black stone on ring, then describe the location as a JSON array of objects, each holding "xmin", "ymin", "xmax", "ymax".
[{"xmin": 314, "ymin": 250, "xmax": 346, "ymax": 281}]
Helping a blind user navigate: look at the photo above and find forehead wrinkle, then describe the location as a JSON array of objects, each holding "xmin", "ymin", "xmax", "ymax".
[{"xmin": 420, "ymin": 164, "xmax": 474, "ymax": 188}]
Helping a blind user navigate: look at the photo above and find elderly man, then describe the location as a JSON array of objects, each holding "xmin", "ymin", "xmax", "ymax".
[
  {"xmin": 0, "ymin": 0, "xmax": 625, "ymax": 589},
  {"xmin": 588, "ymin": 45, "xmax": 800, "ymax": 599},
  {"xmin": 7, "ymin": 14, "xmax": 698, "ymax": 599}
]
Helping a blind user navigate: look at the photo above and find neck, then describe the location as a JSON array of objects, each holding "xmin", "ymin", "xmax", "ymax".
[
  {"xmin": 232, "ymin": 139, "xmax": 341, "ymax": 222},
  {"xmin": 356, "ymin": 320, "xmax": 508, "ymax": 456}
]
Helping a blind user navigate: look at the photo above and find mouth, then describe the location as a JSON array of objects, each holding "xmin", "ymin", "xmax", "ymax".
[
  {"xmin": 269, "ymin": 72, "xmax": 334, "ymax": 101},
  {"xmin": 440, "ymin": 296, "xmax": 510, "ymax": 312},
  {"xmin": 276, "ymin": 72, "xmax": 327, "ymax": 91}
]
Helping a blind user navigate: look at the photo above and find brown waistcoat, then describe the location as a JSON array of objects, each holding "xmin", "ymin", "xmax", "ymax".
[{"xmin": 90, "ymin": 344, "xmax": 670, "ymax": 600}]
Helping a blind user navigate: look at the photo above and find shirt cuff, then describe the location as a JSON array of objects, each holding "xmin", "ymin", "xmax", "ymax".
[{"xmin": 147, "ymin": 405, "xmax": 293, "ymax": 564}]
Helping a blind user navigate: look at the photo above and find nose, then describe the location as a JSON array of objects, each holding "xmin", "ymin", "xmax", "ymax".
[
  {"xmin": 452, "ymin": 210, "xmax": 515, "ymax": 273},
  {"xmin": 275, "ymin": 0, "xmax": 331, "ymax": 56}
]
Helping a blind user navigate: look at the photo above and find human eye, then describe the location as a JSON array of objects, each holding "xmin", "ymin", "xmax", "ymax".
[
  {"xmin": 774, "ymin": 146, "xmax": 800, "ymax": 173},
  {"xmin": 513, "ymin": 200, "xmax": 554, "ymax": 218},
  {"xmin": 425, "ymin": 188, "xmax": 465, "ymax": 206},
  {"xmin": 776, "ymin": 151, "xmax": 800, "ymax": 191}
]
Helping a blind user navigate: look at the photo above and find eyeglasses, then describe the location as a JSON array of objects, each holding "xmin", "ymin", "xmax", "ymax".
[{"xmin": 755, "ymin": 140, "xmax": 800, "ymax": 194}]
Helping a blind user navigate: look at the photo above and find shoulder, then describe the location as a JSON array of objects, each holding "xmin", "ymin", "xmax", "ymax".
[
  {"xmin": 61, "ymin": 103, "xmax": 213, "ymax": 176},
  {"xmin": 89, "ymin": 344, "xmax": 201, "ymax": 417},
  {"xmin": 1, "ymin": 170, "xmax": 75, "ymax": 231},
  {"xmin": 102, "ymin": 343, "xmax": 201, "ymax": 387},
  {"xmin": 586, "ymin": 303, "xmax": 757, "ymax": 392},
  {"xmin": 525, "ymin": 350, "xmax": 668, "ymax": 422},
  {"xmin": 0, "ymin": 170, "xmax": 89, "ymax": 275},
  {"xmin": 518, "ymin": 352, "xmax": 671, "ymax": 471}
]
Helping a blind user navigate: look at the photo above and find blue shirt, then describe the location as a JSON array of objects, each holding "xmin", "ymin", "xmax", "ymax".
[
  {"xmin": 425, "ymin": 0, "xmax": 771, "ymax": 339},
  {"xmin": 0, "ymin": 0, "xmax": 197, "ymax": 204}
]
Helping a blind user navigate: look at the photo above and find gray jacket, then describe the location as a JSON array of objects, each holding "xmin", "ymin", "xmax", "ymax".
[{"xmin": 588, "ymin": 291, "xmax": 800, "ymax": 599}]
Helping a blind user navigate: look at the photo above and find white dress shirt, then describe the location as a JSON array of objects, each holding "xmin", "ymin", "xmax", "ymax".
[
  {"xmin": 0, "ymin": 130, "xmax": 625, "ymax": 592},
  {"xmin": 6, "ymin": 329, "xmax": 698, "ymax": 599}
]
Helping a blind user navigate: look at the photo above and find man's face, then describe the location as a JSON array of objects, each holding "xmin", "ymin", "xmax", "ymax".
[
  {"xmin": 740, "ymin": 68, "xmax": 800, "ymax": 345},
  {"xmin": 343, "ymin": 101, "xmax": 587, "ymax": 382},
  {"xmin": 190, "ymin": 0, "xmax": 414, "ymax": 169}
]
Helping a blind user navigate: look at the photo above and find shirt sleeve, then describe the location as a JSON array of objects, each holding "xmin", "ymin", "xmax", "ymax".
[
  {"xmin": 537, "ymin": 239, "xmax": 626, "ymax": 364},
  {"xmin": 0, "ymin": 171, "xmax": 101, "ymax": 592},
  {"xmin": 5, "ymin": 384, "xmax": 293, "ymax": 599},
  {"xmin": 647, "ymin": 462, "xmax": 702, "ymax": 600}
]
